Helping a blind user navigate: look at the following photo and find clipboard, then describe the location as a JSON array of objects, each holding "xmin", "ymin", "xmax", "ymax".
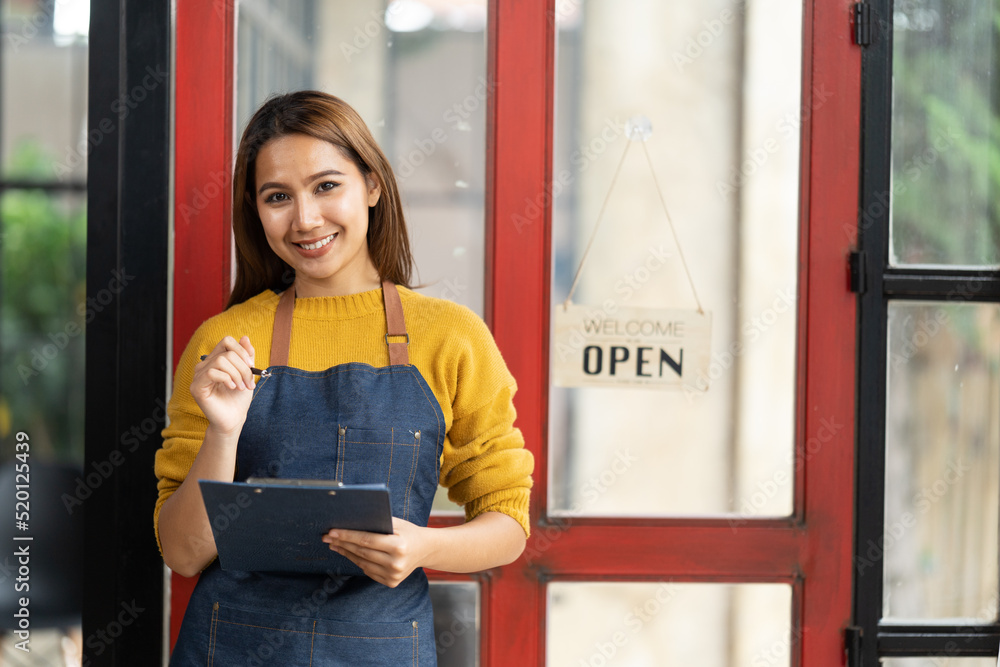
[{"xmin": 199, "ymin": 477, "xmax": 393, "ymax": 573}]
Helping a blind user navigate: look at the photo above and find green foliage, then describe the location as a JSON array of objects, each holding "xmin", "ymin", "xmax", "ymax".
[
  {"xmin": 0, "ymin": 139, "xmax": 86, "ymax": 460},
  {"xmin": 889, "ymin": 2, "xmax": 1000, "ymax": 265}
]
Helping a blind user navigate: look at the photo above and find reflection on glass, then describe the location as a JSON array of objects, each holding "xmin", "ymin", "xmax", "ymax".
[
  {"xmin": 429, "ymin": 581, "xmax": 479, "ymax": 667},
  {"xmin": 889, "ymin": 2, "xmax": 1000, "ymax": 266},
  {"xmin": 235, "ymin": 0, "xmax": 487, "ymax": 315},
  {"xmin": 548, "ymin": 582, "xmax": 791, "ymax": 666},
  {"xmin": 549, "ymin": 0, "xmax": 800, "ymax": 516},
  {"xmin": 884, "ymin": 302, "xmax": 1000, "ymax": 620}
]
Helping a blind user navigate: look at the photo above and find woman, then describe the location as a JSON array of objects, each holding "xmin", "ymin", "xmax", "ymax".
[{"xmin": 154, "ymin": 90, "xmax": 533, "ymax": 665}]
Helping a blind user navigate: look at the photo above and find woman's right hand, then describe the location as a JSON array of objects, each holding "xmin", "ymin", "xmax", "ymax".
[{"xmin": 191, "ymin": 335, "xmax": 257, "ymax": 436}]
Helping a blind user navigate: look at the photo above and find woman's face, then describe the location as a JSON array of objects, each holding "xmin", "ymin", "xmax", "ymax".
[{"xmin": 254, "ymin": 133, "xmax": 381, "ymax": 297}]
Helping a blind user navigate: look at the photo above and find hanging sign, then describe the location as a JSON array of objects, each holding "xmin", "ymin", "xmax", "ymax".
[
  {"xmin": 552, "ymin": 304, "xmax": 712, "ymax": 390},
  {"xmin": 553, "ymin": 115, "xmax": 711, "ymax": 390}
]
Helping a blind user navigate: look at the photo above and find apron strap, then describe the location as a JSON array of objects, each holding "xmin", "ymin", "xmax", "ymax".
[
  {"xmin": 382, "ymin": 281, "xmax": 409, "ymax": 366},
  {"xmin": 269, "ymin": 287, "xmax": 295, "ymax": 368},
  {"xmin": 268, "ymin": 282, "xmax": 410, "ymax": 368}
]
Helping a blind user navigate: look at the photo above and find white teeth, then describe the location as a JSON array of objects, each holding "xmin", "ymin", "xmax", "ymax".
[{"xmin": 297, "ymin": 234, "xmax": 335, "ymax": 250}]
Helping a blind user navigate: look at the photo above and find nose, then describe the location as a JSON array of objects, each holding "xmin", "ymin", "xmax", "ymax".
[{"xmin": 292, "ymin": 195, "xmax": 324, "ymax": 232}]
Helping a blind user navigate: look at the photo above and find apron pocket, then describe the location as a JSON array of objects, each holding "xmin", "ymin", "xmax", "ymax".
[
  {"xmin": 340, "ymin": 426, "xmax": 419, "ymax": 520},
  {"xmin": 209, "ymin": 603, "xmax": 419, "ymax": 666}
]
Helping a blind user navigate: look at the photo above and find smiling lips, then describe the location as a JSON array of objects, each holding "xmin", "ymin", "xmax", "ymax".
[{"xmin": 296, "ymin": 233, "xmax": 337, "ymax": 251}]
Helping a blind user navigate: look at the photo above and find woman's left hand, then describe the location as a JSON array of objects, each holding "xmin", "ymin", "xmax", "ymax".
[{"xmin": 323, "ymin": 518, "xmax": 429, "ymax": 588}]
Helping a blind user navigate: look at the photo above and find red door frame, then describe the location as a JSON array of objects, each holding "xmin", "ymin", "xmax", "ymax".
[{"xmin": 170, "ymin": 1, "xmax": 860, "ymax": 663}]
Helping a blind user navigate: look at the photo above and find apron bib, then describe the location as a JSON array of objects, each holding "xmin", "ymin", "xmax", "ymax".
[{"xmin": 171, "ymin": 283, "xmax": 444, "ymax": 666}]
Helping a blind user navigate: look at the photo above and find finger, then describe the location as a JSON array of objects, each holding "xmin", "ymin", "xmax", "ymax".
[
  {"xmin": 329, "ymin": 540, "xmax": 388, "ymax": 566},
  {"xmin": 203, "ymin": 355, "xmax": 250, "ymax": 392},
  {"xmin": 212, "ymin": 336, "xmax": 254, "ymax": 366},
  {"xmin": 217, "ymin": 349, "xmax": 255, "ymax": 390},
  {"xmin": 203, "ymin": 366, "xmax": 244, "ymax": 392},
  {"xmin": 238, "ymin": 335, "xmax": 256, "ymax": 365}
]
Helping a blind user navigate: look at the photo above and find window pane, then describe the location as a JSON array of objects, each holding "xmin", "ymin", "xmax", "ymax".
[
  {"xmin": 429, "ymin": 581, "xmax": 479, "ymax": 667},
  {"xmin": 235, "ymin": 0, "xmax": 486, "ymax": 316},
  {"xmin": 549, "ymin": 0, "xmax": 800, "ymax": 516},
  {"xmin": 889, "ymin": 2, "xmax": 1000, "ymax": 266},
  {"xmin": 2, "ymin": 0, "xmax": 88, "ymax": 183},
  {"xmin": 1, "ymin": 190, "xmax": 86, "ymax": 459},
  {"xmin": 548, "ymin": 582, "xmax": 792, "ymax": 666},
  {"xmin": 884, "ymin": 302, "xmax": 1000, "ymax": 621}
]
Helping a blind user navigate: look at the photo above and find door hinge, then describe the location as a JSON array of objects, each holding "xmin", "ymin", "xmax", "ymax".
[
  {"xmin": 849, "ymin": 250, "xmax": 867, "ymax": 294},
  {"xmin": 845, "ymin": 626, "xmax": 864, "ymax": 667},
  {"xmin": 854, "ymin": 3, "xmax": 872, "ymax": 46}
]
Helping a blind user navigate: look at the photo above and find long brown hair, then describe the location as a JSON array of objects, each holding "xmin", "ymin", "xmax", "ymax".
[{"xmin": 227, "ymin": 90, "xmax": 413, "ymax": 307}]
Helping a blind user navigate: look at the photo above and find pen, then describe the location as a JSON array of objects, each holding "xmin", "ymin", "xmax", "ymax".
[{"xmin": 199, "ymin": 355, "xmax": 271, "ymax": 377}]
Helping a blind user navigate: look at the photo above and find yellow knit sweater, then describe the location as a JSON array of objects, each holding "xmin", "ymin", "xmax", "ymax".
[{"xmin": 154, "ymin": 286, "xmax": 533, "ymax": 551}]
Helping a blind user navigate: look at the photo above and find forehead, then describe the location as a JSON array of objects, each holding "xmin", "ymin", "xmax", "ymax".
[{"xmin": 255, "ymin": 134, "xmax": 360, "ymax": 180}]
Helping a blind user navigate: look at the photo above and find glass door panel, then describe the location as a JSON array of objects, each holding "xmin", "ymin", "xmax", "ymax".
[
  {"xmin": 547, "ymin": 582, "xmax": 792, "ymax": 666},
  {"xmin": 884, "ymin": 301, "xmax": 1000, "ymax": 621},
  {"xmin": 889, "ymin": 1, "xmax": 1000, "ymax": 267},
  {"xmin": 549, "ymin": 0, "xmax": 801, "ymax": 517}
]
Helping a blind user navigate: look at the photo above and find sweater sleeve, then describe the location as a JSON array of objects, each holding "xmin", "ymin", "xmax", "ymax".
[
  {"xmin": 152, "ymin": 322, "xmax": 216, "ymax": 555},
  {"xmin": 437, "ymin": 310, "xmax": 534, "ymax": 537}
]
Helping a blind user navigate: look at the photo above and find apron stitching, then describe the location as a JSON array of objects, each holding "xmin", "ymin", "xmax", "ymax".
[
  {"xmin": 207, "ymin": 602, "xmax": 218, "ymax": 667},
  {"xmin": 403, "ymin": 435, "xmax": 418, "ymax": 520},
  {"xmin": 213, "ymin": 619, "xmax": 413, "ymax": 639},
  {"xmin": 401, "ymin": 369, "xmax": 444, "ymax": 512},
  {"xmin": 269, "ymin": 365, "xmax": 409, "ymax": 380},
  {"xmin": 336, "ymin": 427, "xmax": 344, "ymax": 482},
  {"xmin": 308, "ymin": 620, "xmax": 317, "ymax": 666},
  {"xmin": 406, "ymin": 368, "xmax": 444, "ymax": 456},
  {"xmin": 387, "ymin": 427, "xmax": 395, "ymax": 502}
]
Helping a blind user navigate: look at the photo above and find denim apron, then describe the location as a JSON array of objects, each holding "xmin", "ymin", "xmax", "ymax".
[{"xmin": 171, "ymin": 283, "xmax": 443, "ymax": 666}]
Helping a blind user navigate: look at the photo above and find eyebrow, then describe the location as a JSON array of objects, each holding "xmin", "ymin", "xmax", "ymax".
[{"xmin": 257, "ymin": 169, "xmax": 347, "ymax": 195}]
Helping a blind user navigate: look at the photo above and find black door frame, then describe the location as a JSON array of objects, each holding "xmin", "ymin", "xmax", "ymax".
[
  {"xmin": 84, "ymin": 0, "xmax": 170, "ymax": 663},
  {"xmin": 853, "ymin": 0, "xmax": 1000, "ymax": 663}
]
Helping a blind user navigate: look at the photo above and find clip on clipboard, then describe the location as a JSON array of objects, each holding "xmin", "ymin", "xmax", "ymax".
[{"xmin": 199, "ymin": 477, "xmax": 393, "ymax": 573}]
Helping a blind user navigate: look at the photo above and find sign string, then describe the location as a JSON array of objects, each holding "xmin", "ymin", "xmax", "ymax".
[{"xmin": 562, "ymin": 125, "xmax": 704, "ymax": 315}]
